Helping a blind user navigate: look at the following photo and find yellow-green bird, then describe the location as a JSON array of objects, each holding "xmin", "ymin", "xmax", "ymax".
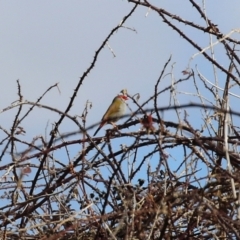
[{"xmin": 93, "ymin": 89, "xmax": 128, "ymax": 136}]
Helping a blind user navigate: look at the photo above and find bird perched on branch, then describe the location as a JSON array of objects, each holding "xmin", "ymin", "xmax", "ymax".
[{"xmin": 93, "ymin": 89, "xmax": 128, "ymax": 136}]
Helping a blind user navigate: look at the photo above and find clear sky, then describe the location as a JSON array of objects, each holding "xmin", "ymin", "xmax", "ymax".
[
  {"xmin": 0, "ymin": 1, "xmax": 240, "ymax": 225},
  {"xmin": 0, "ymin": 1, "xmax": 239, "ymax": 169},
  {"xmin": 0, "ymin": 1, "xmax": 239, "ymax": 132}
]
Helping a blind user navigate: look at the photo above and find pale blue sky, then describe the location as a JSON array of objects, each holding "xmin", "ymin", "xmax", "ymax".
[
  {"xmin": 0, "ymin": 1, "xmax": 239, "ymax": 155},
  {"xmin": 0, "ymin": 0, "xmax": 240, "ymax": 220}
]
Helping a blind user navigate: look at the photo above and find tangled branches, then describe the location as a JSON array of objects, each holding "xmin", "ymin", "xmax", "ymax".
[{"xmin": 1, "ymin": 1, "xmax": 240, "ymax": 239}]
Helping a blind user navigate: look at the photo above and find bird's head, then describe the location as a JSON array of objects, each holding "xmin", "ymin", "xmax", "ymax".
[{"xmin": 119, "ymin": 89, "xmax": 128, "ymax": 100}]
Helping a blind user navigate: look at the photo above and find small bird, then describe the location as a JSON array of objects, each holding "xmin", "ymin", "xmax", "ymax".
[{"xmin": 93, "ymin": 89, "xmax": 128, "ymax": 136}]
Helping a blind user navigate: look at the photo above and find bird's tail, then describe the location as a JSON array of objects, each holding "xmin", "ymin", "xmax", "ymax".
[{"xmin": 93, "ymin": 122, "xmax": 104, "ymax": 136}]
